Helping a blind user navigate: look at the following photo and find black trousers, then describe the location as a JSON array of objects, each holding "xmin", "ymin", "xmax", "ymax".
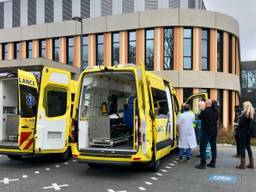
[
  {"xmin": 200, "ymin": 131, "xmax": 217, "ymax": 164},
  {"xmin": 234, "ymin": 133, "xmax": 240, "ymax": 155},
  {"xmin": 238, "ymin": 131, "xmax": 253, "ymax": 158}
]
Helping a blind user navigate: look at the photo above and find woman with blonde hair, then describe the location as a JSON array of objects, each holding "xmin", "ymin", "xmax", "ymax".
[{"xmin": 236, "ymin": 101, "xmax": 255, "ymax": 169}]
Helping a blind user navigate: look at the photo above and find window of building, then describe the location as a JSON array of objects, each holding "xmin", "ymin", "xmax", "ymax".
[
  {"xmin": 2, "ymin": 43, "xmax": 8, "ymax": 60},
  {"xmin": 202, "ymin": 29, "xmax": 209, "ymax": 71},
  {"xmin": 66, "ymin": 37, "xmax": 74, "ymax": 65},
  {"xmin": 200, "ymin": 88, "xmax": 210, "ymax": 99},
  {"xmin": 151, "ymin": 88, "xmax": 169, "ymax": 118},
  {"xmin": 39, "ymin": 39, "xmax": 46, "ymax": 58},
  {"xmin": 217, "ymin": 89, "xmax": 223, "ymax": 123},
  {"xmin": 101, "ymin": 0, "xmax": 112, "ymax": 16},
  {"xmin": 44, "ymin": 88, "xmax": 67, "ymax": 117},
  {"xmin": 145, "ymin": 29, "xmax": 154, "ymax": 71},
  {"xmin": 63, "ymin": 0, "xmax": 72, "ymax": 21},
  {"xmin": 217, "ymin": 31, "xmax": 223, "ymax": 72},
  {"xmin": 26, "ymin": 41, "xmax": 33, "ymax": 58},
  {"xmin": 96, "ymin": 34, "xmax": 104, "ymax": 66},
  {"xmin": 14, "ymin": 42, "xmax": 20, "ymax": 60},
  {"xmin": 183, "ymin": 88, "xmax": 193, "ymax": 104},
  {"xmin": 122, "ymin": 0, "xmax": 134, "ymax": 13},
  {"xmin": 45, "ymin": 0, "xmax": 54, "ymax": 23},
  {"xmin": 248, "ymin": 70, "xmax": 256, "ymax": 89},
  {"xmin": 145, "ymin": 0, "xmax": 158, "ymax": 10},
  {"xmin": 0, "ymin": 3, "xmax": 3, "ymax": 29},
  {"xmin": 188, "ymin": 0, "xmax": 195, "ymax": 8},
  {"xmin": 52, "ymin": 38, "xmax": 59, "ymax": 62},
  {"xmin": 12, "ymin": 0, "xmax": 20, "ymax": 27},
  {"xmin": 128, "ymin": 31, "xmax": 136, "ymax": 64},
  {"xmin": 228, "ymin": 34, "xmax": 233, "ymax": 73},
  {"xmin": 241, "ymin": 70, "xmax": 248, "ymax": 89},
  {"xmin": 28, "ymin": 0, "xmax": 37, "ymax": 25},
  {"xmin": 183, "ymin": 28, "xmax": 193, "ymax": 70},
  {"xmin": 81, "ymin": 0, "xmax": 90, "ymax": 18},
  {"xmin": 164, "ymin": 28, "xmax": 174, "ymax": 70},
  {"xmin": 112, "ymin": 32, "xmax": 120, "ymax": 65},
  {"xmin": 82, "ymin": 35, "xmax": 88, "ymax": 69}
]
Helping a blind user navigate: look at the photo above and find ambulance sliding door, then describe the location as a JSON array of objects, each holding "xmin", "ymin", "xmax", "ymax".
[
  {"xmin": 35, "ymin": 68, "xmax": 71, "ymax": 152},
  {"xmin": 18, "ymin": 70, "xmax": 38, "ymax": 152}
]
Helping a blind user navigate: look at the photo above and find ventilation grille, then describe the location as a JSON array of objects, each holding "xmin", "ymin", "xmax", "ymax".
[
  {"xmin": 12, "ymin": 0, "xmax": 20, "ymax": 27},
  {"xmin": 122, "ymin": 0, "xmax": 134, "ymax": 13},
  {"xmin": 63, "ymin": 0, "xmax": 72, "ymax": 21},
  {"xmin": 0, "ymin": 3, "xmax": 4, "ymax": 29},
  {"xmin": 81, "ymin": 0, "xmax": 90, "ymax": 18},
  {"xmin": 101, "ymin": 0, "xmax": 112, "ymax": 16},
  {"xmin": 169, "ymin": 0, "xmax": 180, "ymax": 8},
  {"xmin": 45, "ymin": 0, "xmax": 53, "ymax": 23},
  {"xmin": 145, "ymin": 0, "xmax": 158, "ymax": 10},
  {"xmin": 28, "ymin": 0, "xmax": 37, "ymax": 25}
]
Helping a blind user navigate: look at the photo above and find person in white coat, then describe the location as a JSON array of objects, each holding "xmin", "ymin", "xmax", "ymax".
[{"xmin": 177, "ymin": 104, "xmax": 197, "ymax": 162}]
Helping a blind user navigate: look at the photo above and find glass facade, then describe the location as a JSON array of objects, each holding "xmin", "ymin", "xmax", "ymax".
[
  {"xmin": 164, "ymin": 28, "xmax": 174, "ymax": 70},
  {"xmin": 2, "ymin": 43, "xmax": 8, "ymax": 60},
  {"xmin": 67, "ymin": 37, "xmax": 74, "ymax": 65},
  {"xmin": 183, "ymin": 28, "xmax": 193, "ymax": 70},
  {"xmin": 82, "ymin": 35, "xmax": 88, "ymax": 69},
  {"xmin": 14, "ymin": 42, "xmax": 20, "ymax": 59},
  {"xmin": 128, "ymin": 31, "xmax": 136, "ymax": 64},
  {"xmin": 183, "ymin": 88, "xmax": 193, "ymax": 104},
  {"xmin": 145, "ymin": 29, "xmax": 154, "ymax": 71},
  {"xmin": 26, "ymin": 41, "xmax": 33, "ymax": 58},
  {"xmin": 201, "ymin": 29, "xmax": 209, "ymax": 71},
  {"xmin": 217, "ymin": 89, "xmax": 223, "ymax": 123},
  {"xmin": 39, "ymin": 39, "xmax": 46, "ymax": 58},
  {"xmin": 112, "ymin": 32, "xmax": 120, "ymax": 65},
  {"xmin": 217, "ymin": 31, "xmax": 223, "ymax": 72},
  {"xmin": 228, "ymin": 34, "xmax": 233, "ymax": 73},
  {"xmin": 96, "ymin": 34, "xmax": 104, "ymax": 66},
  {"xmin": 52, "ymin": 38, "xmax": 59, "ymax": 62}
]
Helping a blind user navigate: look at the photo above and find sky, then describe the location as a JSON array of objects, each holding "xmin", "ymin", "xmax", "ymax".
[{"xmin": 204, "ymin": 0, "xmax": 256, "ymax": 61}]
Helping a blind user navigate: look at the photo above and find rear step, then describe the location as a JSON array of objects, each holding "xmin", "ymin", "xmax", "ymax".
[{"xmin": 80, "ymin": 147, "xmax": 137, "ymax": 156}]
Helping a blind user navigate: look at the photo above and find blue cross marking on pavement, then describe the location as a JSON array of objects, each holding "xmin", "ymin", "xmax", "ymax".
[{"xmin": 208, "ymin": 175, "xmax": 237, "ymax": 184}]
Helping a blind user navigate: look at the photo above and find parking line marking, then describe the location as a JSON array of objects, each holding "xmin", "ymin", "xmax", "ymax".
[
  {"xmin": 22, "ymin": 175, "xmax": 28, "ymax": 178},
  {"xmin": 0, "ymin": 155, "xmax": 2, "ymax": 157},
  {"xmin": 43, "ymin": 183, "xmax": 69, "ymax": 191},
  {"xmin": 156, "ymin": 173, "xmax": 163, "ymax": 176},
  {"xmin": 0, "ymin": 178, "xmax": 19, "ymax": 184},
  {"xmin": 45, "ymin": 168, "xmax": 51, "ymax": 171},
  {"xmin": 165, "ymin": 166, "xmax": 171, "ymax": 169},
  {"xmin": 173, "ymin": 160, "xmax": 178, "ymax": 164},
  {"xmin": 150, "ymin": 177, "xmax": 158, "ymax": 181},
  {"xmin": 169, "ymin": 163, "xmax": 175, "ymax": 166},
  {"xmin": 145, "ymin": 181, "xmax": 152, "ymax": 185},
  {"xmin": 72, "ymin": 159, "xmax": 77, "ymax": 162},
  {"xmin": 55, "ymin": 165, "xmax": 60, "ymax": 168},
  {"xmin": 64, "ymin": 162, "xmax": 69, "ymax": 165},
  {"xmin": 161, "ymin": 169, "xmax": 168, "ymax": 173},
  {"xmin": 34, "ymin": 171, "xmax": 40, "ymax": 174},
  {"xmin": 107, "ymin": 189, "xmax": 127, "ymax": 192},
  {"xmin": 138, "ymin": 187, "xmax": 146, "ymax": 191}
]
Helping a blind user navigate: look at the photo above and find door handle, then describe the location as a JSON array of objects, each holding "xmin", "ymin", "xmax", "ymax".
[{"xmin": 22, "ymin": 125, "xmax": 29, "ymax": 129}]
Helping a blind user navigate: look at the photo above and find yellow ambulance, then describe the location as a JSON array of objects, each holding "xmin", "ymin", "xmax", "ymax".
[
  {"xmin": 0, "ymin": 63, "xmax": 78, "ymax": 161},
  {"xmin": 71, "ymin": 63, "xmax": 181, "ymax": 171}
]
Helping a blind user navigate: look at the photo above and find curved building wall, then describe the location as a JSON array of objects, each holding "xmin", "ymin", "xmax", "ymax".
[{"xmin": 0, "ymin": 8, "xmax": 241, "ymax": 129}]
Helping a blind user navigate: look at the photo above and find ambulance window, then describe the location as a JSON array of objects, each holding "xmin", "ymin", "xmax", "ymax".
[
  {"xmin": 151, "ymin": 88, "xmax": 169, "ymax": 118},
  {"xmin": 20, "ymin": 85, "xmax": 38, "ymax": 118},
  {"xmin": 44, "ymin": 88, "xmax": 67, "ymax": 117}
]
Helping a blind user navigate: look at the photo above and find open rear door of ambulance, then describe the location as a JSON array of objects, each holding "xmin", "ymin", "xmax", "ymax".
[
  {"xmin": 18, "ymin": 69, "xmax": 38, "ymax": 153},
  {"xmin": 185, "ymin": 93, "xmax": 208, "ymax": 113},
  {"xmin": 34, "ymin": 67, "xmax": 71, "ymax": 154}
]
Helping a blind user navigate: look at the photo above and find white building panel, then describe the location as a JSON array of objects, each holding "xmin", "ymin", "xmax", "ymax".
[
  {"xmin": 112, "ymin": 0, "xmax": 122, "ymax": 15},
  {"xmin": 134, "ymin": 0, "xmax": 145, "ymax": 12},
  {"xmin": 36, "ymin": 0, "xmax": 45, "ymax": 24},
  {"xmin": 90, "ymin": 0, "xmax": 101, "ymax": 17},
  {"xmin": 4, "ymin": 1, "xmax": 12, "ymax": 28},
  {"xmin": 54, "ymin": 0, "xmax": 63, "ymax": 22},
  {"xmin": 72, "ymin": 0, "xmax": 81, "ymax": 17},
  {"xmin": 158, "ymin": 0, "xmax": 168, "ymax": 9}
]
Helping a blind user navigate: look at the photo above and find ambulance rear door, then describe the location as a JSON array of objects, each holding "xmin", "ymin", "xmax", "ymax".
[
  {"xmin": 17, "ymin": 69, "xmax": 38, "ymax": 152},
  {"xmin": 35, "ymin": 67, "xmax": 71, "ymax": 153}
]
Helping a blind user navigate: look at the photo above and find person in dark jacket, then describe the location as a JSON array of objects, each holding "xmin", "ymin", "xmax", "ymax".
[
  {"xmin": 233, "ymin": 105, "xmax": 242, "ymax": 158},
  {"xmin": 236, "ymin": 101, "xmax": 255, "ymax": 169},
  {"xmin": 195, "ymin": 99, "xmax": 219, "ymax": 169}
]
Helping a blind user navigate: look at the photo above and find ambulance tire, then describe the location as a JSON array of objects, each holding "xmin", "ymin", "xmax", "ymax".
[
  {"xmin": 7, "ymin": 155, "xmax": 22, "ymax": 160},
  {"xmin": 57, "ymin": 147, "xmax": 71, "ymax": 162},
  {"xmin": 148, "ymin": 159, "xmax": 160, "ymax": 172}
]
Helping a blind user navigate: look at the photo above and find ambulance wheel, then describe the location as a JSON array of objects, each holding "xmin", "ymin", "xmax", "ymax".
[
  {"xmin": 57, "ymin": 147, "xmax": 71, "ymax": 162},
  {"xmin": 7, "ymin": 155, "xmax": 22, "ymax": 160},
  {"xmin": 148, "ymin": 159, "xmax": 160, "ymax": 172}
]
